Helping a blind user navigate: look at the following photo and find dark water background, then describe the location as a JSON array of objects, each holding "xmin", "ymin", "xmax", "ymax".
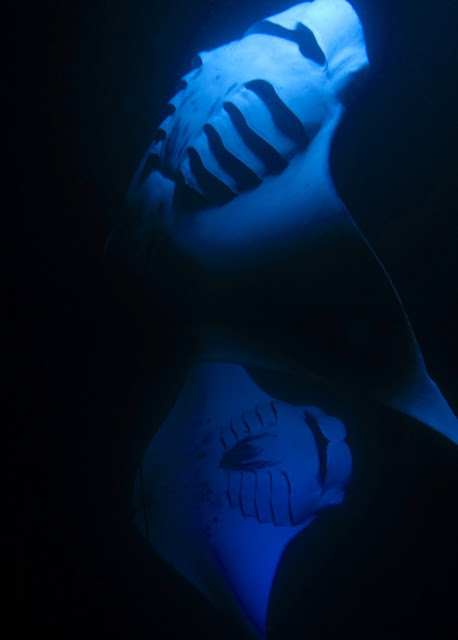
[{"xmin": 5, "ymin": 1, "xmax": 458, "ymax": 638}]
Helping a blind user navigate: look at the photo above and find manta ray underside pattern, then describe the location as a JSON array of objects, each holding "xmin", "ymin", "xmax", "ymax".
[
  {"xmin": 107, "ymin": 0, "xmax": 458, "ymax": 637},
  {"xmin": 111, "ymin": 0, "xmax": 458, "ymax": 445},
  {"xmin": 132, "ymin": 362, "xmax": 352, "ymax": 637}
]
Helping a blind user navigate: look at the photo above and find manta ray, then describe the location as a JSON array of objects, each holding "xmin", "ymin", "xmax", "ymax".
[{"xmin": 106, "ymin": 1, "xmax": 458, "ymax": 636}]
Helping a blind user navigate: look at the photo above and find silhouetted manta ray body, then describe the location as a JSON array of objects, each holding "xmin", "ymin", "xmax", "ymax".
[
  {"xmin": 107, "ymin": 0, "xmax": 458, "ymax": 637},
  {"xmin": 114, "ymin": 0, "xmax": 458, "ymax": 444},
  {"xmin": 133, "ymin": 362, "xmax": 353, "ymax": 636}
]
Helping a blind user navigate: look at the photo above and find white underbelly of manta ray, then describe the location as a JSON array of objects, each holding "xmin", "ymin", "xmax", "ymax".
[{"xmin": 109, "ymin": 0, "xmax": 458, "ymax": 638}]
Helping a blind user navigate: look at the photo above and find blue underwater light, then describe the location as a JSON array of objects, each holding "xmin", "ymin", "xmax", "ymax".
[{"xmin": 106, "ymin": 0, "xmax": 458, "ymax": 637}]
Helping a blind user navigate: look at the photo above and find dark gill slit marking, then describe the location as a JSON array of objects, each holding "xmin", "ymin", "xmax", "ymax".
[
  {"xmin": 242, "ymin": 414, "xmax": 251, "ymax": 435},
  {"xmin": 203, "ymin": 124, "xmax": 262, "ymax": 191},
  {"xmin": 268, "ymin": 471, "xmax": 276, "ymax": 525},
  {"xmin": 254, "ymin": 472, "xmax": 261, "ymax": 523},
  {"xmin": 270, "ymin": 401, "xmax": 278, "ymax": 422},
  {"xmin": 220, "ymin": 428, "xmax": 227, "ymax": 448},
  {"xmin": 304, "ymin": 410, "xmax": 329, "ymax": 485},
  {"xmin": 248, "ymin": 21, "xmax": 326, "ymax": 66},
  {"xmin": 187, "ymin": 146, "xmax": 236, "ymax": 205},
  {"xmin": 230, "ymin": 422, "xmax": 239, "ymax": 441},
  {"xmin": 239, "ymin": 473, "xmax": 245, "ymax": 515},
  {"xmin": 255, "ymin": 405, "xmax": 264, "ymax": 429},
  {"xmin": 222, "ymin": 101, "xmax": 287, "ymax": 173},
  {"xmin": 282, "ymin": 472, "xmax": 294, "ymax": 526},
  {"xmin": 226, "ymin": 472, "xmax": 233, "ymax": 508},
  {"xmin": 154, "ymin": 128, "xmax": 166, "ymax": 143},
  {"xmin": 175, "ymin": 78, "xmax": 188, "ymax": 92},
  {"xmin": 190, "ymin": 54, "xmax": 202, "ymax": 70},
  {"xmin": 244, "ymin": 79, "xmax": 309, "ymax": 146}
]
